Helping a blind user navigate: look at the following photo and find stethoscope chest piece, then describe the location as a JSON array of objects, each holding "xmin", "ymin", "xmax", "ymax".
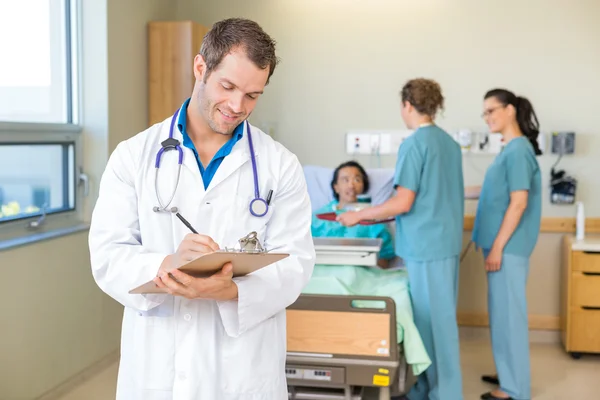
[{"xmin": 249, "ymin": 198, "xmax": 268, "ymax": 217}]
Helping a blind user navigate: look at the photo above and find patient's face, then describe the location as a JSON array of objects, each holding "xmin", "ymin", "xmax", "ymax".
[{"xmin": 334, "ymin": 167, "xmax": 365, "ymax": 205}]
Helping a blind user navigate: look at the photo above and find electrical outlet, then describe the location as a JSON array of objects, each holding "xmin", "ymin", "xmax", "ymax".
[{"xmin": 379, "ymin": 133, "xmax": 392, "ymax": 154}]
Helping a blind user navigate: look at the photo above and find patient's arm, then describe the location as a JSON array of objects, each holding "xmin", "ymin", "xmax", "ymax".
[{"xmin": 377, "ymin": 258, "xmax": 391, "ymax": 269}]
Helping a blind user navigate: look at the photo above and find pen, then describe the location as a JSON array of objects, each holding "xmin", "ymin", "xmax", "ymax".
[
  {"xmin": 266, "ymin": 190, "xmax": 273, "ymax": 205},
  {"xmin": 175, "ymin": 212, "xmax": 198, "ymax": 234}
]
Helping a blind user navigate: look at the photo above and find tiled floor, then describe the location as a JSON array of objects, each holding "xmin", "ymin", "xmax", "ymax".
[{"xmin": 57, "ymin": 334, "xmax": 600, "ymax": 399}]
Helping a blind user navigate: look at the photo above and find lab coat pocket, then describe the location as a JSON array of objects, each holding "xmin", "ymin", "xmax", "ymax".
[
  {"xmin": 132, "ymin": 308, "xmax": 176, "ymax": 390},
  {"xmin": 137, "ymin": 296, "xmax": 175, "ymax": 323},
  {"xmin": 220, "ymin": 315, "xmax": 281, "ymax": 394}
]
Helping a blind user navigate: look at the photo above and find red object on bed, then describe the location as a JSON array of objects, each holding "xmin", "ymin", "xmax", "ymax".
[{"xmin": 316, "ymin": 212, "xmax": 394, "ymax": 225}]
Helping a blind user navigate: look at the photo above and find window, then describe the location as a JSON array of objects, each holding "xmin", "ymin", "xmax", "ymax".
[
  {"xmin": 0, "ymin": 143, "xmax": 75, "ymax": 223},
  {"xmin": 0, "ymin": 0, "xmax": 81, "ymax": 236},
  {"xmin": 0, "ymin": 0, "xmax": 77, "ymax": 124}
]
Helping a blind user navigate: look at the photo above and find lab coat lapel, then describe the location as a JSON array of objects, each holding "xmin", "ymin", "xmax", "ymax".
[{"xmin": 181, "ymin": 146, "xmax": 203, "ymax": 184}]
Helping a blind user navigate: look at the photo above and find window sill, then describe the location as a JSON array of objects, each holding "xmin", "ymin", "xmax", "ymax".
[{"xmin": 0, "ymin": 223, "xmax": 90, "ymax": 252}]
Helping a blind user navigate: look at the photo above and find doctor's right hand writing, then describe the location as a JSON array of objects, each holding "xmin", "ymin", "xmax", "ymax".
[{"xmin": 159, "ymin": 233, "xmax": 220, "ymax": 274}]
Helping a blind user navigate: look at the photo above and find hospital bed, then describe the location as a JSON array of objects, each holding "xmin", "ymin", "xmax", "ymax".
[
  {"xmin": 286, "ymin": 294, "xmax": 403, "ymax": 400},
  {"xmin": 284, "ymin": 166, "xmax": 431, "ymax": 399}
]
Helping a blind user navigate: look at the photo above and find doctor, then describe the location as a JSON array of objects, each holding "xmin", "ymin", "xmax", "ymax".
[
  {"xmin": 88, "ymin": 18, "xmax": 315, "ymax": 400},
  {"xmin": 338, "ymin": 78, "xmax": 464, "ymax": 400}
]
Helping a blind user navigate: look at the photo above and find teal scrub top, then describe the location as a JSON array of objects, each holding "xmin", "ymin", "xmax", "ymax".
[
  {"xmin": 393, "ymin": 125, "xmax": 465, "ymax": 262},
  {"xmin": 472, "ymin": 136, "xmax": 542, "ymax": 257},
  {"xmin": 177, "ymin": 98, "xmax": 244, "ymax": 190},
  {"xmin": 312, "ymin": 200, "xmax": 396, "ymax": 260}
]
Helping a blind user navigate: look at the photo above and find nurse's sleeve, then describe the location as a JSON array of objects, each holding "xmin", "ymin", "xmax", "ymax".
[
  {"xmin": 506, "ymin": 146, "xmax": 535, "ymax": 192},
  {"xmin": 88, "ymin": 140, "xmax": 169, "ymax": 311},
  {"xmin": 217, "ymin": 154, "xmax": 316, "ymax": 337},
  {"xmin": 393, "ymin": 138, "xmax": 424, "ymax": 193}
]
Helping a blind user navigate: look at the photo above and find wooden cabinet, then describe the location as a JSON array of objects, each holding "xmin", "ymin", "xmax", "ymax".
[
  {"xmin": 147, "ymin": 21, "xmax": 209, "ymax": 126},
  {"xmin": 561, "ymin": 235, "xmax": 600, "ymax": 358}
]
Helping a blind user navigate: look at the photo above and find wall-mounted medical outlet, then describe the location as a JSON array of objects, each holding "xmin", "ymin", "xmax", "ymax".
[
  {"xmin": 346, "ymin": 130, "xmax": 413, "ymax": 155},
  {"xmin": 551, "ymin": 131, "xmax": 575, "ymax": 155},
  {"xmin": 345, "ymin": 133, "xmax": 373, "ymax": 154}
]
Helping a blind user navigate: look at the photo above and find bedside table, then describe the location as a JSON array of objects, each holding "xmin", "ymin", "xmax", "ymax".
[{"xmin": 561, "ymin": 235, "xmax": 600, "ymax": 359}]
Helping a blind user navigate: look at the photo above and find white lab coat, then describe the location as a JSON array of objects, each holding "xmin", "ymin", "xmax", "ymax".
[{"xmin": 88, "ymin": 115, "xmax": 316, "ymax": 400}]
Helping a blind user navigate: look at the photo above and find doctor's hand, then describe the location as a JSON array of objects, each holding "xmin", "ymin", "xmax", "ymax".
[
  {"xmin": 336, "ymin": 211, "xmax": 362, "ymax": 227},
  {"xmin": 153, "ymin": 263, "xmax": 238, "ymax": 301},
  {"xmin": 485, "ymin": 247, "xmax": 502, "ymax": 272},
  {"xmin": 159, "ymin": 233, "xmax": 220, "ymax": 274}
]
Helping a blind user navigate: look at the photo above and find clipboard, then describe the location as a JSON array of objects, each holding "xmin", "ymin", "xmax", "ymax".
[
  {"xmin": 316, "ymin": 212, "xmax": 395, "ymax": 225},
  {"xmin": 129, "ymin": 250, "xmax": 289, "ymax": 294}
]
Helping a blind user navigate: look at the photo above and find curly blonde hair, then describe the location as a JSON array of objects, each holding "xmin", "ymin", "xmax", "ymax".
[{"xmin": 400, "ymin": 78, "xmax": 444, "ymax": 118}]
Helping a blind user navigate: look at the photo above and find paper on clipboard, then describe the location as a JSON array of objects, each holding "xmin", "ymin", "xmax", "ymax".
[{"xmin": 129, "ymin": 250, "xmax": 289, "ymax": 294}]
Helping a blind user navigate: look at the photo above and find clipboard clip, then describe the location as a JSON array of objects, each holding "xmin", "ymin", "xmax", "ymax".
[
  {"xmin": 238, "ymin": 231, "xmax": 265, "ymax": 253},
  {"xmin": 220, "ymin": 231, "xmax": 283, "ymax": 253}
]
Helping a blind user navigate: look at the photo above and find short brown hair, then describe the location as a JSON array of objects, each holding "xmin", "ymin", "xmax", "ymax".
[
  {"xmin": 199, "ymin": 18, "xmax": 279, "ymax": 84},
  {"xmin": 400, "ymin": 78, "xmax": 444, "ymax": 117}
]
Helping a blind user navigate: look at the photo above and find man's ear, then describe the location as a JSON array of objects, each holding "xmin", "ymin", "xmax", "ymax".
[{"xmin": 193, "ymin": 54, "xmax": 207, "ymax": 82}]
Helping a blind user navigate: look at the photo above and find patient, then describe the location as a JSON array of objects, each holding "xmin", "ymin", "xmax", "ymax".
[{"xmin": 311, "ymin": 161, "xmax": 396, "ymax": 268}]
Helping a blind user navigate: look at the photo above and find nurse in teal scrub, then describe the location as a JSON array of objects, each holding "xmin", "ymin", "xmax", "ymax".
[
  {"xmin": 338, "ymin": 78, "xmax": 465, "ymax": 400},
  {"xmin": 470, "ymin": 89, "xmax": 542, "ymax": 400},
  {"xmin": 312, "ymin": 161, "xmax": 396, "ymax": 268}
]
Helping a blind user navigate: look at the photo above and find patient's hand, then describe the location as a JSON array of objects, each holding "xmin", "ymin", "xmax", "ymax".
[
  {"xmin": 336, "ymin": 211, "xmax": 362, "ymax": 227},
  {"xmin": 377, "ymin": 259, "xmax": 391, "ymax": 269}
]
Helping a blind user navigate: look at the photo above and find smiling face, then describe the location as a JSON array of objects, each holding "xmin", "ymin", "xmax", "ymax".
[
  {"xmin": 193, "ymin": 48, "xmax": 269, "ymax": 135},
  {"xmin": 333, "ymin": 166, "xmax": 365, "ymax": 205},
  {"xmin": 482, "ymin": 96, "xmax": 513, "ymax": 135}
]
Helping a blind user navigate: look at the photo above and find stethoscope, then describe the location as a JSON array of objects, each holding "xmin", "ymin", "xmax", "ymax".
[{"xmin": 152, "ymin": 107, "xmax": 271, "ymax": 217}]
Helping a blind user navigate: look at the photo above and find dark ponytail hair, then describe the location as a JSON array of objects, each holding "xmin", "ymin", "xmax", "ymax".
[{"xmin": 484, "ymin": 89, "xmax": 542, "ymax": 156}]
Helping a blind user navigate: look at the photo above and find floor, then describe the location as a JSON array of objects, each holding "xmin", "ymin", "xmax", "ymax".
[{"xmin": 56, "ymin": 332, "xmax": 600, "ymax": 400}]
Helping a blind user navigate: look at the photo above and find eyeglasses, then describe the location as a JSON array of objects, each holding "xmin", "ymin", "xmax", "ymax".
[{"xmin": 481, "ymin": 105, "xmax": 506, "ymax": 118}]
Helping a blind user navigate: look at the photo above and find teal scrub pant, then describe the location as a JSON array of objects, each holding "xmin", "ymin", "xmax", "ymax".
[
  {"xmin": 406, "ymin": 256, "xmax": 463, "ymax": 400},
  {"xmin": 484, "ymin": 250, "xmax": 531, "ymax": 400}
]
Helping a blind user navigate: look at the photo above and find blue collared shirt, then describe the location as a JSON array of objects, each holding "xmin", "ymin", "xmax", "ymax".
[{"xmin": 177, "ymin": 98, "xmax": 244, "ymax": 189}]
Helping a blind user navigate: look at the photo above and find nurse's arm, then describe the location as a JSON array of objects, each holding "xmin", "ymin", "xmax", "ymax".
[
  {"xmin": 357, "ymin": 187, "xmax": 416, "ymax": 220},
  {"xmin": 89, "ymin": 141, "xmax": 170, "ymax": 312},
  {"xmin": 491, "ymin": 190, "xmax": 529, "ymax": 252},
  {"xmin": 216, "ymin": 154, "xmax": 315, "ymax": 338}
]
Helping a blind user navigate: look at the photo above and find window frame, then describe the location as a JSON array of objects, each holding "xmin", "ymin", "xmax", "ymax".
[{"xmin": 0, "ymin": 0, "xmax": 85, "ymax": 246}]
